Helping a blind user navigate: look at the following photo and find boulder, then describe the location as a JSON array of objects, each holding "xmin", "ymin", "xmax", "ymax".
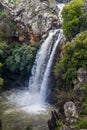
[
  {"xmin": 64, "ymin": 101, "xmax": 78, "ymax": 119},
  {"xmin": 77, "ymin": 68, "xmax": 87, "ymax": 84}
]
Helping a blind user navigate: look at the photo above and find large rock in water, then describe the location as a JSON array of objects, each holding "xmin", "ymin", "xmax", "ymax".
[{"xmin": 1, "ymin": 0, "xmax": 60, "ymax": 44}]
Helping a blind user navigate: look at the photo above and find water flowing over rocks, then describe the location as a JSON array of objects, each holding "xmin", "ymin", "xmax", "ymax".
[{"xmin": 0, "ymin": 0, "xmax": 61, "ymax": 44}]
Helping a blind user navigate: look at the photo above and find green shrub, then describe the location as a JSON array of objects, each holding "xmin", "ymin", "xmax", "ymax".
[
  {"xmin": 76, "ymin": 117, "xmax": 87, "ymax": 129},
  {"xmin": 26, "ymin": 126, "xmax": 32, "ymax": 130},
  {"xmin": 54, "ymin": 30, "xmax": 87, "ymax": 85},
  {"xmin": 82, "ymin": 84, "xmax": 87, "ymax": 114},
  {"xmin": 56, "ymin": 121, "xmax": 63, "ymax": 130},
  {"xmin": 0, "ymin": 77, "xmax": 3, "ymax": 86},
  {"xmin": 6, "ymin": 44, "xmax": 39, "ymax": 74},
  {"xmin": 79, "ymin": 12, "xmax": 87, "ymax": 32},
  {"xmin": 62, "ymin": 0, "xmax": 84, "ymax": 40},
  {"xmin": 0, "ymin": 12, "xmax": 17, "ymax": 41},
  {"xmin": 0, "ymin": 41, "xmax": 10, "ymax": 62}
]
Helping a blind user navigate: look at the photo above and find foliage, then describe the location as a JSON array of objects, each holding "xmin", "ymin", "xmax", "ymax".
[
  {"xmin": 0, "ymin": 5, "xmax": 4, "ymax": 12},
  {"xmin": 79, "ymin": 12, "xmax": 87, "ymax": 32},
  {"xmin": 26, "ymin": 126, "xmax": 32, "ymax": 130},
  {"xmin": 0, "ymin": 62, "xmax": 3, "ymax": 71},
  {"xmin": 0, "ymin": 41, "xmax": 9, "ymax": 88},
  {"xmin": 56, "ymin": 121, "xmax": 63, "ymax": 130},
  {"xmin": 0, "ymin": 41, "xmax": 10, "ymax": 63},
  {"xmin": 0, "ymin": 12, "xmax": 17, "ymax": 41},
  {"xmin": 82, "ymin": 84, "xmax": 87, "ymax": 115},
  {"xmin": 55, "ymin": 88, "xmax": 73, "ymax": 101},
  {"xmin": 54, "ymin": 30, "xmax": 87, "ymax": 85},
  {"xmin": 76, "ymin": 117, "xmax": 87, "ymax": 129},
  {"xmin": 62, "ymin": 0, "xmax": 84, "ymax": 40},
  {"xmin": 0, "ymin": 77, "xmax": 4, "ymax": 86},
  {"xmin": 6, "ymin": 44, "xmax": 39, "ymax": 74},
  {"xmin": 0, "ymin": 41, "xmax": 10, "ymax": 87},
  {"xmin": 0, "ymin": 62, "xmax": 3, "ymax": 88}
]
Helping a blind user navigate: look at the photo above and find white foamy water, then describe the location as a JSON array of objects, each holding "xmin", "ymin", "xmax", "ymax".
[
  {"xmin": 40, "ymin": 30, "xmax": 63, "ymax": 104},
  {"xmin": 3, "ymin": 4, "xmax": 64, "ymax": 114},
  {"xmin": 57, "ymin": 3, "xmax": 65, "ymax": 22}
]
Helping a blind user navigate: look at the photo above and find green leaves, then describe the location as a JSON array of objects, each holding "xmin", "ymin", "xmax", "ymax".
[
  {"xmin": 6, "ymin": 44, "xmax": 39, "ymax": 74},
  {"xmin": 55, "ymin": 30, "xmax": 87, "ymax": 85},
  {"xmin": 0, "ymin": 12, "xmax": 17, "ymax": 41},
  {"xmin": 62, "ymin": 0, "xmax": 84, "ymax": 40},
  {"xmin": 0, "ymin": 41, "xmax": 10, "ymax": 63}
]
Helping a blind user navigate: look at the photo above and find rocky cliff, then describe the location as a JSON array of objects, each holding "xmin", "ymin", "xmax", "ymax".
[{"xmin": 1, "ymin": 0, "xmax": 61, "ymax": 44}]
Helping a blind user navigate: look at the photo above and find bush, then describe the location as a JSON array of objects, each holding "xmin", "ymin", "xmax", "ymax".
[
  {"xmin": 62, "ymin": 0, "xmax": 84, "ymax": 40},
  {"xmin": 6, "ymin": 44, "xmax": 39, "ymax": 74},
  {"xmin": 0, "ymin": 41, "xmax": 10, "ymax": 63},
  {"xmin": 0, "ymin": 12, "xmax": 17, "ymax": 41},
  {"xmin": 0, "ymin": 77, "xmax": 3, "ymax": 86},
  {"xmin": 79, "ymin": 12, "xmax": 87, "ymax": 32},
  {"xmin": 26, "ymin": 126, "xmax": 32, "ymax": 130},
  {"xmin": 76, "ymin": 117, "xmax": 87, "ymax": 129},
  {"xmin": 56, "ymin": 121, "xmax": 63, "ymax": 130},
  {"xmin": 54, "ymin": 30, "xmax": 87, "ymax": 85}
]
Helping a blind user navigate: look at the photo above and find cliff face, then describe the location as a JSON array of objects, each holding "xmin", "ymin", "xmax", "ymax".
[{"xmin": 1, "ymin": 0, "xmax": 61, "ymax": 44}]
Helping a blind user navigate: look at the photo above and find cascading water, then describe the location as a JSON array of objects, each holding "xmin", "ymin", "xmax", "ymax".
[
  {"xmin": 3, "ymin": 3, "xmax": 65, "ymax": 114},
  {"xmin": 28, "ymin": 29, "xmax": 63, "ymax": 105},
  {"xmin": 39, "ymin": 30, "xmax": 63, "ymax": 104},
  {"xmin": 28, "ymin": 4, "xmax": 64, "ymax": 105},
  {"xmin": 28, "ymin": 30, "xmax": 58, "ymax": 94},
  {"xmin": 0, "ymin": 4, "xmax": 65, "ymax": 130}
]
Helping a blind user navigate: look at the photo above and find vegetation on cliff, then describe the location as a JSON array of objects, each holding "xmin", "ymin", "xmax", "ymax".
[
  {"xmin": 55, "ymin": 30, "xmax": 87, "ymax": 85},
  {"xmin": 53, "ymin": 0, "xmax": 87, "ymax": 129},
  {"xmin": 62, "ymin": 0, "xmax": 84, "ymax": 40}
]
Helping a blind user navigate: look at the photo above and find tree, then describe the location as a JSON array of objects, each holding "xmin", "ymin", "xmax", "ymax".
[
  {"xmin": 6, "ymin": 44, "xmax": 39, "ymax": 74},
  {"xmin": 62, "ymin": 0, "xmax": 84, "ymax": 40}
]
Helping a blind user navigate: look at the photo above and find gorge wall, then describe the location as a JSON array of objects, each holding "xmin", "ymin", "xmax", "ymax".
[{"xmin": 0, "ymin": 0, "xmax": 61, "ymax": 44}]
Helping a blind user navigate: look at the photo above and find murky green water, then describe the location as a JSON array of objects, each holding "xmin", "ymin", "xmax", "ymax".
[{"xmin": 0, "ymin": 89, "xmax": 56, "ymax": 130}]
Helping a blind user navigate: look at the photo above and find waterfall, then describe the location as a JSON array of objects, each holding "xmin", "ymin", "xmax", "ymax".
[
  {"xmin": 28, "ymin": 29, "xmax": 58, "ymax": 93},
  {"xmin": 4, "ymin": 3, "xmax": 65, "ymax": 115},
  {"xmin": 28, "ymin": 29, "xmax": 63, "ymax": 104},
  {"xmin": 40, "ymin": 29, "xmax": 63, "ymax": 104},
  {"xmin": 28, "ymin": 4, "xmax": 65, "ymax": 105}
]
